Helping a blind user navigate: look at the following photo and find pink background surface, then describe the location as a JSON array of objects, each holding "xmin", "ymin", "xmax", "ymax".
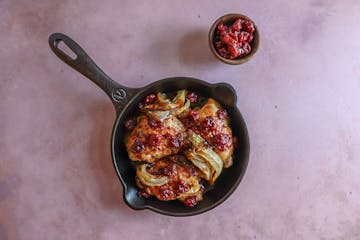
[{"xmin": 1, "ymin": 0, "xmax": 360, "ymax": 239}]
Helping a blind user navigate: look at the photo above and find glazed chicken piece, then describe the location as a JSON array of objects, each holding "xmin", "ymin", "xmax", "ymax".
[
  {"xmin": 125, "ymin": 115, "xmax": 187, "ymax": 163},
  {"xmin": 195, "ymin": 98, "xmax": 234, "ymax": 167},
  {"xmin": 181, "ymin": 98, "xmax": 234, "ymax": 168},
  {"xmin": 136, "ymin": 155, "xmax": 204, "ymax": 207}
]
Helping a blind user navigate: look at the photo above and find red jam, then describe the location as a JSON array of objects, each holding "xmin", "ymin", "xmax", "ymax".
[
  {"xmin": 132, "ymin": 139, "xmax": 145, "ymax": 152},
  {"xmin": 163, "ymin": 133, "xmax": 172, "ymax": 139},
  {"xmin": 161, "ymin": 163, "xmax": 176, "ymax": 176},
  {"xmin": 214, "ymin": 133, "xmax": 230, "ymax": 144},
  {"xmin": 139, "ymin": 94, "xmax": 156, "ymax": 109},
  {"xmin": 159, "ymin": 189, "xmax": 175, "ymax": 201},
  {"xmin": 137, "ymin": 190, "xmax": 151, "ymax": 198},
  {"xmin": 183, "ymin": 196, "xmax": 198, "ymax": 207},
  {"xmin": 168, "ymin": 134, "xmax": 183, "ymax": 149},
  {"xmin": 147, "ymin": 134, "xmax": 162, "ymax": 146},
  {"xmin": 163, "ymin": 133, "xmax": 183, "ymax": 150},
  {"xmin": 214, "ymin": 18, "xmax": 255, "ymax": 59},
  {"xmin": 201, "ymin": 116, "xmax": 216, "ymax": 134},
  {"xmin": 216, "ymin": 109, "xmax": 228, "ymax": 120},
  {"xmin": 144, "ymin": 94, "xmax": 156, "ymax": 104},
  {"xmin": 177, "ymin": 180, "xmax": 190, "ymax": 193},
  {"xmin": 186, "ymin": 92, "xmax": 199, "ymax": 103},
  {"xmin": 148, "ymin": 118, "xmax": 163, "ymax": 130},
  {"xmin": 188, "ymin": 110, "xmax": 200, "ymax": 121},
  {"xmin": 124, "ymin": 118, "xmax": 136, "ymax": 130}
]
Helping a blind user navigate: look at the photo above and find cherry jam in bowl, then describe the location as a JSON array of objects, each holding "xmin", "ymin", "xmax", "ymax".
[{"xmin": 209, "ymin": 13, "xmax": 259, "ymax": 65}]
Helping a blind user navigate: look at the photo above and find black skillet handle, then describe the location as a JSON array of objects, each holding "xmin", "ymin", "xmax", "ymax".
[{"xmin": 48, "ymin": 33, "xmax": 137, "ymax": 114}]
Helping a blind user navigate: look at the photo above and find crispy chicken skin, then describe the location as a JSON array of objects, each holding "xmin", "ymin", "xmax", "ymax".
[
  {"xmin": 136, "ymin": 155, "xmax": 204, "ymax": 205},
  {"xmin": 193, "ymin": 98, "xmax": 234, "ymax": 168},
  {"xmin": 125, "ymin": 115, "xmax": 187, "ymax": 163}
]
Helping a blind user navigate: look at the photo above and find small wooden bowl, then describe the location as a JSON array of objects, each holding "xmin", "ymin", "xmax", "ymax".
[{"xmin": 209, "ymin": 13, "xmax": 260, "ymax": 65}]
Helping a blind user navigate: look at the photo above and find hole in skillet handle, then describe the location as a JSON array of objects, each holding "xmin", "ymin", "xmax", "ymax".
[
  {"xmin": 56, "ymin": 40, "xmax": 77, "ymax": 60},
  {"xmin": 49, "ymin": 33, "xmax": 80, "ymax": 64}
]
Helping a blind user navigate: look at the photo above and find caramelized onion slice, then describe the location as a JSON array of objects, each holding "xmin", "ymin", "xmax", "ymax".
[
  {"xmin": 197, "ymin": 148, "xmax": 223, "ymax": 183},
  {"xmin": 143, "ymin": 90, "xmax": 188, "ymax": 111},
  {"xmin": 145, "ymin": 110, "xmax": 171, "ymax": 122},
  {"xmin": 186, "ymin": 131, "xmax": 224, "ymax": 183},
  {"xmin": 188, "ymin": 130, "xmax": 205, "ymax": 146},
  {"xmin": 136, "ymin": 164, "xmax": 168, "ymax": 187},
  {"xmin": 177, "ymin": 181, "xmax": 203, "ymax": 200},
  {"xmin": 172, "ymin": 90, "xmax": 186, "ymax": 106},
  {"xmin": 157, "ymin": 93, "xmax": 172, "ymax": 105},
  {"xmin": 173, "ymin": 99, "xmax": 190, "ymax": 116},
  {"xmin": 143, "ymin": 91, "xmax": 190, "ymax": 121},
  {"xmin": 186, "ymin": 151, "xmax": 212, "ymax": 181}
]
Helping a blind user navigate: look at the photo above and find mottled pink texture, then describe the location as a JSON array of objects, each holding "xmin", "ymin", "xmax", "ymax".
[{"xmin": 1, "ymin": 0, "xmax": 360, "ymax": 239}]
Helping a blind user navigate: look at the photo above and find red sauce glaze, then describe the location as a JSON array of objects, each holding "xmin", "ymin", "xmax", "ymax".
[
  {"xmin": 132, "ymin": 139, "xmax": 145, "ymax": 152},
  {"xmin": 214, "ymin": 18, "xmax": 255, "ymax": 59},
  {"xmin": 216, "ymin": 109, "xmax": 228, "ymax": 120},
  {"xmin": 159, "ymin": 189, "xmax": 176, "ymax": 201},
  {"xmin": 188, "ymin": 110, "xmax": 200, "ymax": 121},
  {"xmin": 201, "ymin": 116, "xmax": 217, "ymax": 134},
  {"xmin": 124, "ymin": 118, "xmax": 136, "ymax": 130},
  {"xmin": 144, "ymin": 94, "xmax": 156, "ymax": 104},
  {"xmin": 168, "ymin": 133, "xmax": 184, "ymax": 150},
  {"xmin": 137, "ymin": 190, "xmax": 151, "ymax": 198},
  {"xmin": 183, "ymin": 195, "xmax": 198, "ymax": 207},
  {"xmin": 177, "ymin": 180, "xmax": 190, "ymax": 193},
  {"xmin": 160, "ymin": 163, "xmax": 176, "ymax": 176},
  {"xmin": 129, "ymin": 91, "xmax": 234, "ymax": 207},
  {"xmin": 137, "ymin": 156, "xmax": 202, "ymax": 204},
  {"xmin": 147, "ymin": 134, "xmax": 162, "ymax": 146},
  {"xmin": 186, "ymin": 92, "xmax": 199, "ymax": 103},
  {"xmin": 148, "ymin": 118, "xmax": 163, "ymax": 130},
  {"xmin": 213, "ymin": 133, "xmax": 231, "ymax": 151},
  {"xmin": 138, "ymin": 94, "xmax": 156, "ymax": 109}
]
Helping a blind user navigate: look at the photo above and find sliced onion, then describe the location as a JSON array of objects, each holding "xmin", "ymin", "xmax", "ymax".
[
  {"xmin": 136, "ymin": 164, "xmax": 168, "ymax": 187},
  {"xmin": 173, "ymin": 99, "xmax": 190, "ymax": 116},
  {"xmin": 186, "ymin": 130, "xmax": 224, "ymax": 183},
  {"xmin": 197, "ymin": 148, "xmax": 223, "ymax": 183},
  {"xmin": 157, "ymin": 93, "xmax": 172, "ymax": 105},
  {"xmin": 146, "ymin": 100, "xmax": 190, "ymax": 121},
  {"xmin": 172, "ymin": 90, "xmax": 186, "ymax": 106},
  {"xmin": 145, "ymin": 110, "xmax": 171, "ymax": 121},
  {"xmin": 142, "ymin": 91, "xmax": 190, "ymax": 121},
  {"xmin": 222, "ymin": 156, "xmax": 233, "ymax": 169},
  {"xmin": 177, "ymin": 181, "xmax": 202, "ymax": 200},
  {"xmin": 188, "ymin": 130, "xmax": 204, "ymax": 146},
  {"xmin": 186, "ymin": 151, "xmax": 212, "ymax": 181},
  {"xmin": 143, "ymin": 90, "xmax": 187, "ymax": 111}
]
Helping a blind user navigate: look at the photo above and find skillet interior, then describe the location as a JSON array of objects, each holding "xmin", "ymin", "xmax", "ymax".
[{"xmin": 111, "ymin": 77, "xmax": 250, "ymax": 216}]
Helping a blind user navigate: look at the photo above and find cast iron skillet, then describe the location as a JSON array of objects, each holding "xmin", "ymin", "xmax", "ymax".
[{"xmin": 48, "ymin": 33, "xmax": 250, "ymax": 216}]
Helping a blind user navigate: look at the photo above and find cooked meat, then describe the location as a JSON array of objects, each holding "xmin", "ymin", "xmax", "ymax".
[
  {"xmin": 185, "ymin": 130, "xmax": 224, "ymax": 183},
  {"xmin": 136, "ymin": 155, "xmax": 204, "ymax": 207},
  {"xmin": 125, "ymin": 90, "xmax": 236, "ymax": 206},
  {"xmin": 180, "ymin": 98, "xmax": 234, "ymax": 168},
  {"xmin": 125, "ymin": 115, "xmax": 187, "ymax": 163},
  {"xmin": 196, "ymin": 98, "xmax": 234, "ymax": 168}
]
